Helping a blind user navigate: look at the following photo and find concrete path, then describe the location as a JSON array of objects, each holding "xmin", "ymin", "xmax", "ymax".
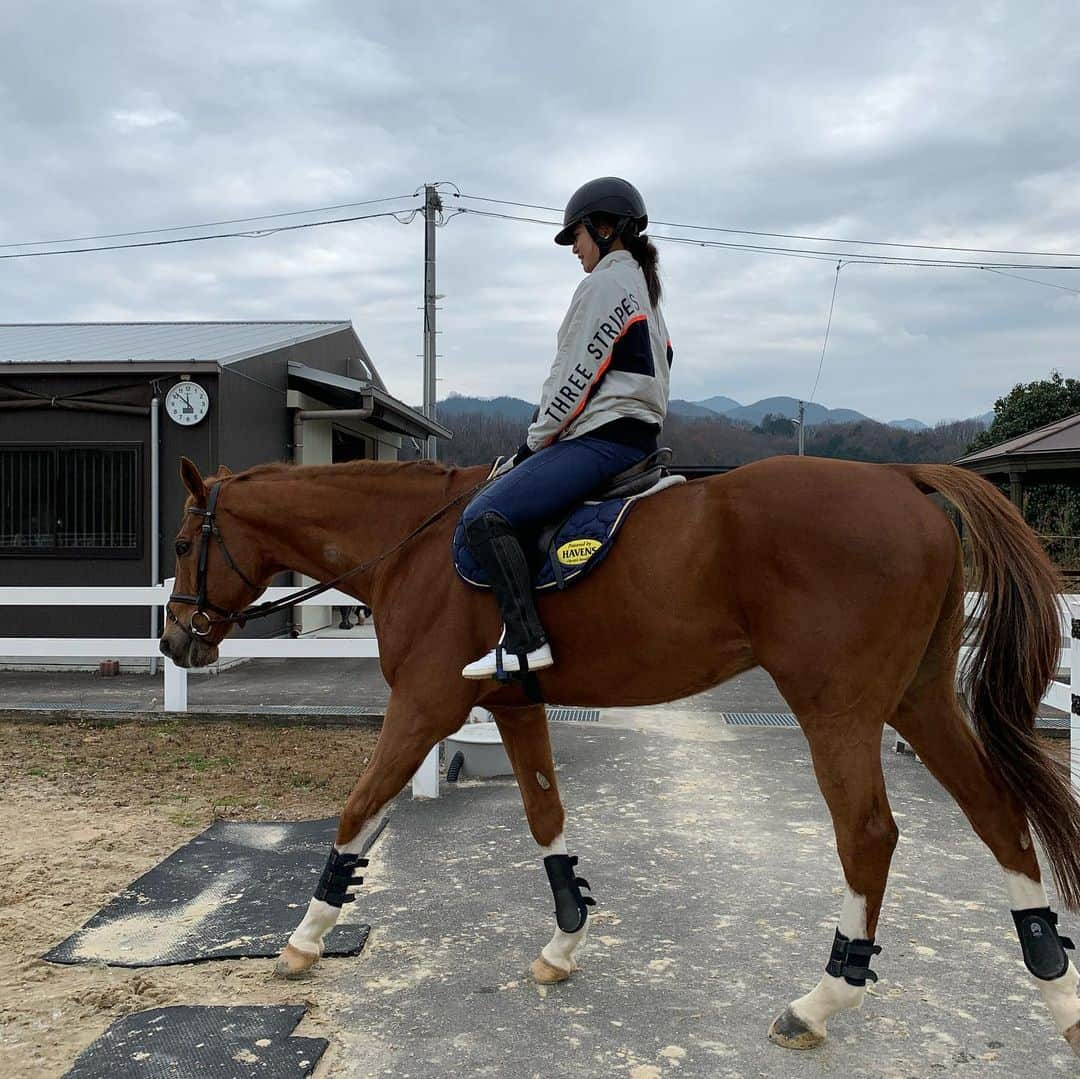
[{"xmin": 318, "ymin": 709, "xmax": 1079, "ymax": 1078}]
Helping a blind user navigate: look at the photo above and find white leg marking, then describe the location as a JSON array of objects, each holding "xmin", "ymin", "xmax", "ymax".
[
  {"xmin": 1002, "ymin": 867, "xmax": 1080, "ymax": 1035},
  {"xmin": 1003, "ymin": 867, "xmax": 1049, "ymax": 909},
  {"xmin": 790, "ymin": 888, "xmax": 869, "ymax": 1035},
  {"xmin": 287, "ymin": 813, "xmax": 386, "ymax": 955},
  {"xmin": 288, "ymin": 898, "xmax": 339, "ymax": 957},
  {"xmin": 338, "ymin": 814, "xmax": 386, "ymax": 856},
  {"xmin": 837, "ymin": 888, "xmax": 868, "ymax": 939},
  {"xmin": 542, "ymin": 923, "xmax": 588, "ymax": 973},
  {"xmin": 539, "ymin": 832, "xmax": 568, "ymax": 857}
]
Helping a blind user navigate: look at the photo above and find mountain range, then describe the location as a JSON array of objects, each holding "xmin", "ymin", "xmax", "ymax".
[{"xmin": 437, "ymin": 393, "xmax": 993, "ymax": 430}]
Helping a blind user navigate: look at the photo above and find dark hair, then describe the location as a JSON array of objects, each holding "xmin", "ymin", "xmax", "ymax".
[
  {"xmin": 591, "ymin": 213, "xmax": 662, "ymax": 307},
  {"xmin": 625, "ymin": 228, "xmax": 662, "ymax": 307}
]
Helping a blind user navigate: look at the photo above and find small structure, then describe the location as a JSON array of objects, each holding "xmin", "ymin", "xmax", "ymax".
[
  {"xmin": 0, "ymin": 321, "xmax": 450, "ymax": 651},
  {"xmin": 954, "ymin": 412, "xmax": 1080, "ymax": 510}
]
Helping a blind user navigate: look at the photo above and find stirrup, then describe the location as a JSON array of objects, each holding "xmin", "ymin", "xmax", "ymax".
[{"xmin": 462, "ymin": 641, "xmax": 553, "ymax": 680}]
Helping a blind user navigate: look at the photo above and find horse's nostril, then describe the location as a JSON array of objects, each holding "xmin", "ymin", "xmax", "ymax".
[{"xmin": 159, "ymin": 638, "xmax": 172, "ymax": 658}]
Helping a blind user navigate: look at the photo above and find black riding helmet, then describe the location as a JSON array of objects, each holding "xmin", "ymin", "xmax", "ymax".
[{"xmin": 554, "ymin": 177, "xmax": 648, "ymax": 257}]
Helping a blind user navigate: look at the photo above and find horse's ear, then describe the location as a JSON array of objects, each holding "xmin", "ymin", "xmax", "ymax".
[
  {"xmin": 217, "ymin": 464, "xmax": 233, "ymax": 477},
  {"xmin": 180, "ymin": 457, "xmax": 207, "ymax": 503}
]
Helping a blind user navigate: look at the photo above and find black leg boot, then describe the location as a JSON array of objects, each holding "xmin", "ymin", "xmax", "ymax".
[{"xmin": 462, "ymin": 511, "xmax": 553, "ymax": 680}]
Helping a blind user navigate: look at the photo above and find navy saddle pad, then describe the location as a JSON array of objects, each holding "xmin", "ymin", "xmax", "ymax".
[{"xmin": 453, "ymin": 495, "xmax": 638, "ymax": 592}]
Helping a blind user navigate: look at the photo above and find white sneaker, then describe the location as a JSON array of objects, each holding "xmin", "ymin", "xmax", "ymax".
[{"xmin": 462, "ymin": 642, "xmax": 554, "ymax": 679}]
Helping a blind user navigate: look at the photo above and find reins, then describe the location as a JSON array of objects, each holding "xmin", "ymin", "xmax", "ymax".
[{"xmin": 167, "ymin": 471, "xmax": 491, "ymax": 641}]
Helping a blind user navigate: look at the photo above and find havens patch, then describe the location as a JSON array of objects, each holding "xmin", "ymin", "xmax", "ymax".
[{"xmin": 557, "ymin": 538, "xmax": 602, "ymax": 566}]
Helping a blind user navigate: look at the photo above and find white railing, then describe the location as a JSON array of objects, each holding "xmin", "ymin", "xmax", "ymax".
[
  {"xmin": 1, "ymin": 586, "xmax": 1077, "ymax": 795},
  {"xmin": 0, "ymin": 580, "xmax": 440, "ymax": 798},
  {"xmin": 895, "ymin": 595, "xmax": 1079, "ymax": 793}
]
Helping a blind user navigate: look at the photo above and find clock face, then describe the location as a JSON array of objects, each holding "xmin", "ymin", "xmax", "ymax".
[{"xmin": 165, "ymin": 381, "xmax": 210, "ymax": 426}]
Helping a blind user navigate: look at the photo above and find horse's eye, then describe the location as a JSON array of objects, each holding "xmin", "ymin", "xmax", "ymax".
[{"xmin": 175, "ymin": 540, "xmax": 191, "ymax": 557}]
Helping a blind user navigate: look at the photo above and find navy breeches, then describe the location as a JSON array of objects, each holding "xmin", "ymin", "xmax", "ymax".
[{"xmin": 461, "ymin": 436, "xmax": 648, "ymax": 532}]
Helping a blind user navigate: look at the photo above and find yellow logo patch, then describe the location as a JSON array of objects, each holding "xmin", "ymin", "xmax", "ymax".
[{"xmin": 556, "ymin": 538, "xmax": 602, "ymax": 566}]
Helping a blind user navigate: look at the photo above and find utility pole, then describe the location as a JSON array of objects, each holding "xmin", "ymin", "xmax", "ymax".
[
  {"xmin": 422, "ymin": 183, "xmax": 442, "ymax": 460},
  {"xmin": 797, "ymin": 400, "xmax": 805, "ymax": 456}
]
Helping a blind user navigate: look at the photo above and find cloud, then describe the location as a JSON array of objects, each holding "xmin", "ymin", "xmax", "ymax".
[
  {"xmin": 111, "ymin": 106, "xmax": 184, "ymax": 132},
  {"xmin": 1, "ymin": 0, "xmax": 1078, "ymax": 426}
]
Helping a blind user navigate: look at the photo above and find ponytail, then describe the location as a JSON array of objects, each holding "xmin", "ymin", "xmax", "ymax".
[
  {"xmin": 625, "ymin": 229, "xmax": 662, "ymax": 308},
  {"xmin": 587, "ymin": 213, "xmax": 663, "ymax": 308}
]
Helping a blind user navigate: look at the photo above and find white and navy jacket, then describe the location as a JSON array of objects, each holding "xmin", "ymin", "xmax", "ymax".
[{"xmin": 525, "ymin": 250, "xmax": 672, "ymax": 452}]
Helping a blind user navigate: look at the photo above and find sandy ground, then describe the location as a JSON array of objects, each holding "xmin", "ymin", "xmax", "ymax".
[
  {"xmin": 2, "ymin": 711, "xmax": 1074, "ymax": 1078},
  {"xmin": 0, "ymin": 719, "xmax": 380, "ymax": 1079}
]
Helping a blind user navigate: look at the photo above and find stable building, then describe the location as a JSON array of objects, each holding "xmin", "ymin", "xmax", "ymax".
[{"xmin": 0, "ymin": 321, "xmax": 449, "ymax": 651}]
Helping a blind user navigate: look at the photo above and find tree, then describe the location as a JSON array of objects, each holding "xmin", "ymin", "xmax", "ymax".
[
  {"xmin": 967, "ymin": 370, "xmax": 1080, "ymax": 453},
  {"xmin": 753, "ymin": 412, "xmax": 797, "ymax": 437}
]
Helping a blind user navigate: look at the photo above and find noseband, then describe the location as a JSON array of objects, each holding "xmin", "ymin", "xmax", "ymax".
[{"xmin": 167, "ymin": 481, "xmax": 261, "ymax": 641}]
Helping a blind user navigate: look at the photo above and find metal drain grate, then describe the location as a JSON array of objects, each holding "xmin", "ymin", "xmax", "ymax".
[
  {"xmin": 547, "ymin": 707, "xmax": 601, "ymax": 723},
  {"xmin": 723, "ymin": 712, "xmax": 799, "ymax": 728}
]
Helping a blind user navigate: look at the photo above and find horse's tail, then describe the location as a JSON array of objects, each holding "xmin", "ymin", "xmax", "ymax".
[{"xmin": 894, "ymin": 463, "xmax": 1080, "ymax": 908}]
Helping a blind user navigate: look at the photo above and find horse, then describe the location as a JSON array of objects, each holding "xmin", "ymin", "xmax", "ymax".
[{"xmin": 158, "ymin": 453, "xmax": 1080, "ymax": 1057}]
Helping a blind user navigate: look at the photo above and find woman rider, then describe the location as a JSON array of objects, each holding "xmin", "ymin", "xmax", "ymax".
[{"xmin": 461, "ymin": 176, "xmax": 672, "ymax": 679}]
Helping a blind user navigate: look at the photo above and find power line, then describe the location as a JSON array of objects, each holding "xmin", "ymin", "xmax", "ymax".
[
  {"xmin": 981, "ymin": 268, "xmax": 1080, "ymax": 296},
  {"xmin": 646, "ymin": 233, "xmax": 1080, "ymax": 270},
  {"xmin": 0, "ymin": 207, "xmax": 421, "ymax": 261},
  {"xmin": 651, "ymin": 219, "xmax": 1080, "ymax": 261},
  {"xmin": 657, "ymin": 233, "xmax": 848, "ymax": 264},
  {"xmin": 0, "ymin": 194, "xmax": 418, "ymax": 250},
  {"xmin": 809, "ymin": 262, "xmax": 843, "ymax": 404},
  {"xmin": 441, "ymin": 206, "xmax": 562, "ymax": 228},
  {"xmin": 452, "ymin": 190, "xmax": 1080, "ymax": 261},
  {"xmin": 451, "ymin": 203, "xmax": 1080, "ymax": 270}
]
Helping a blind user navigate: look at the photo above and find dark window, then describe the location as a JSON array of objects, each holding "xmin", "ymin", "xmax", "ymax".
[
  {"xmin": 332, "ymin": 428, "xmax": 369, "ymax": 463},
  {"xmin": 0, "ymin": 444, "xmax": 141, "ymax": 557}
]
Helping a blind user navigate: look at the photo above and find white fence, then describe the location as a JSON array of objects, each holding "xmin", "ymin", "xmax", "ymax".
[
  {"xmin": 0, "ymin": 580, "xmax": 440, "ymax": 798},
  {"xmin": 1, "ymin": 585, "xmax": 1077, "ymax": 795}
]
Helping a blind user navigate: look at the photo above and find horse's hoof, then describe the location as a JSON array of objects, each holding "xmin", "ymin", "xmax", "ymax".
[
  {"xmin": 273, "ymin": 943, "xmax": 320, "ymax": 979},
  {"xmin": 1065, "ymin": 1020, "xmax": 1080, "ymax": 1057},
  {"xmin": 531, "ymin": 956, "xmax": 573, "ymax": 984},
  {"xmin": 768, "ymin": 1007, "xmax": 825, "ymax": 1050}
]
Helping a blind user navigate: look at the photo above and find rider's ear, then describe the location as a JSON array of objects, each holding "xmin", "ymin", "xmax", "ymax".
[{"xmin": 180, "ymin": 457, "xmax": 207, "ymax": 504}]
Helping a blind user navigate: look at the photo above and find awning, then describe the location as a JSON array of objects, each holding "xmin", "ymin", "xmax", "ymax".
[{"xmin": 288, "ymin": 362, "xmax": 452, "ymax": 441}]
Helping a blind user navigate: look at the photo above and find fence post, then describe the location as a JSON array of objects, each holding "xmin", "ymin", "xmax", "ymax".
[
  {"xmin": 1071, "ymin": 604, "xmax": 1079, "ymax": 796},
  {"xmin": 159, "ymin": 578, "xmax": 188, "ymax": 713},
  {"xmin": 164, "ymin": 659, "xmax": 188, "ymax": 712},
  {"xmin": 411, "ymin": 744, "xmax": 440, "ymax": 799}
]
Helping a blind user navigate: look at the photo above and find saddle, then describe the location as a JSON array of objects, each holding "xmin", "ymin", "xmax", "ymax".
[{"xmin": 452, "ymin": 448, "xmax": 686, "ymax": 592}]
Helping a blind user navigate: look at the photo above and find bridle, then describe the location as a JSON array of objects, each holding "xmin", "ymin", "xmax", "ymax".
[
  {"xmin": 166, "ymin": 473, "xmax": 491, "ymax": 644},
  {"xmin": 166, "ymin": 481, "xmax": 262, "ymax": 641}
]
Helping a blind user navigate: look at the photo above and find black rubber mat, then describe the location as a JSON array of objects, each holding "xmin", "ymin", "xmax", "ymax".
[
  {"xmin": 47, "ymin": 816, "xmax": 383, "ymax": 967},
  {"xmin": 64, "ymin": 1004, "xmax": 327, "ymax": 1078}
]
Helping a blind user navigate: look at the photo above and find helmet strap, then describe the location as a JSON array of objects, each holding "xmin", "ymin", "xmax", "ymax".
[{"xmin": 582, "ymin": 214, "xmax": 630, "ymax": 260}]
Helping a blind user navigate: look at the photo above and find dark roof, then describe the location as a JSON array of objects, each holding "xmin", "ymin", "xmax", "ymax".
[
  {"xmin": 955, "ymin": 411, "xmax": 1080, "ymax": 479},
  {"xmin": 955, "ymin": 412, "xmax": 1080, "ymax": 466},
  {"xmin": 0, "ymin": 321, "xmax": 354, "ymax": 366}
]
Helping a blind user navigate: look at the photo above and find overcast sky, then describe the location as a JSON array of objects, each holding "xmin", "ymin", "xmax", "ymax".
[{"xmin": 2, "ymin": 0, "xmax": 1078, "ymax": 423}]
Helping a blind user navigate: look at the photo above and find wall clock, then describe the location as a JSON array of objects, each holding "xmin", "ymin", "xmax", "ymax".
[{"xmin": 165, "ymin": 381, "xmax": 210, "ymax": 426}]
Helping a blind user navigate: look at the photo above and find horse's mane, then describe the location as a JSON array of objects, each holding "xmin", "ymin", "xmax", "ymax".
[{"xmin": 230, "ymin": 458, "xmax": 458, "ymax": 485}]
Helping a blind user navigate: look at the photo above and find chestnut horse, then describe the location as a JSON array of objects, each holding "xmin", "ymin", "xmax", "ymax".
[{"xmin": 159, "ymin": 454, "xmax": 1080, "ymax": 1056}]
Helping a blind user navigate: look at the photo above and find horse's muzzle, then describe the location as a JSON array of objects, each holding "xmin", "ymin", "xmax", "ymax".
[{"xmin": 159, "ymin": 626, "xmax": 219, "ymax": 668}]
